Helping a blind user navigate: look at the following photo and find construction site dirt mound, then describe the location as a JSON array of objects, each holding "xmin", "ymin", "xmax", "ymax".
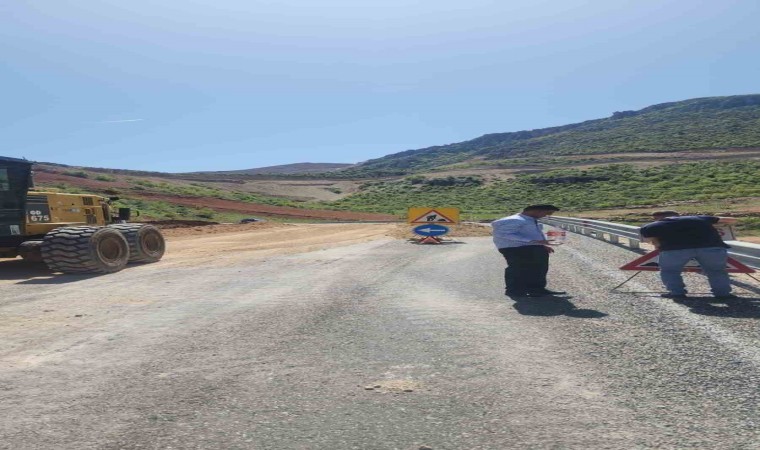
[
  {"xmin": 154, "ymin": 222, "xmax": 494, "ymax": 268},
  {"xmin": 155, "ymin": 221, "xmax": 287, "ymax": 238},
  {"xmin": 157, "ymin": 221, "xmax": 493, "ymax": 240}
]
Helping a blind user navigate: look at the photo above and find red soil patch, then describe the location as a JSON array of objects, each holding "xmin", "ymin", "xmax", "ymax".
[
  {"xmin": 33, "ymin": 170, "xmax": 132, "ymax": 190},
  {"xmin": 143, "ymin": 220, "xmax": 222, "ymax": 229}
]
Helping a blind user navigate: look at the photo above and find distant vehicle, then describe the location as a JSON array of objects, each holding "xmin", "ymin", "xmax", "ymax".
[{"xmin": 239, "ymin": 217, "xmax": 265, "ymax": 224}]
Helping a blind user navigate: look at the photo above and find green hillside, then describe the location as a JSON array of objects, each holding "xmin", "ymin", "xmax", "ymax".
[
  {"xmin": 327, "ymin": 161, "xmax": 760, "ymax": 220},
  {"xmin": 338, "ymin": 95, "xmax": 760, "ymax": 177}
]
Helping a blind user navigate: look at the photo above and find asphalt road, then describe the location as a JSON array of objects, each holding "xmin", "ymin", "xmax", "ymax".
[{"xmin": 2, "ymin": 232, "xmax": 760, "ymax": 449}]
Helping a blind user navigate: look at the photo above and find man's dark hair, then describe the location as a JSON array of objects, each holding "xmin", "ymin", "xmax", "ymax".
[{"xmin": 523, "ymin": 204, "xmax": 560, "ymax": 212}]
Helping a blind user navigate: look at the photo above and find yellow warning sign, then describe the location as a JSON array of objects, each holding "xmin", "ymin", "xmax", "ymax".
[{"xmin": 408, "ymin": 207, "xmax": 460, "ymax": 224}]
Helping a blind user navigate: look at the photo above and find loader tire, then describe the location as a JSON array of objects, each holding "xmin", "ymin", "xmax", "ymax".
[
  {"xmin": 108, "ymin": 224, "xmax": 165, "ymax": 263},
  {"xmin": 41, "ymin": 226, "xmax": 130, "ymax": 274},
  {"xmin": 18, "ymin": 240, "xmax": 44, "ymax": 262}
]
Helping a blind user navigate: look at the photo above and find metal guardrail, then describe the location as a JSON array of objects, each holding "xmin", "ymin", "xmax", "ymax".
[{"xmin": 541, "ymin": 216, "xmax": 760, "ymax": 269}]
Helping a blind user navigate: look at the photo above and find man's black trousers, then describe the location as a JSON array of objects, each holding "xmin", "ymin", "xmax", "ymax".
[{"xmin": 498, "ymin": 245, "xmax": 549, "ymax": 293}]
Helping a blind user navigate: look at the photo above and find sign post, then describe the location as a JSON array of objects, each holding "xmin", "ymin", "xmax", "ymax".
[{"xmin": 408, "ymin": 207, "xmax": 460, "ymax": 244}]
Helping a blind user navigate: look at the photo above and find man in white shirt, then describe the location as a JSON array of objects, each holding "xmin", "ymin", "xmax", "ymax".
[{"xmin": 491, "ymin": 204, "xmax": 566, "ymax": 297}]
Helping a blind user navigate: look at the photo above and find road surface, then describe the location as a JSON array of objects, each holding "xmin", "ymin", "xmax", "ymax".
[{"xmin": 1, "ymin": 225, "xmax": 759, "ymax": 449}]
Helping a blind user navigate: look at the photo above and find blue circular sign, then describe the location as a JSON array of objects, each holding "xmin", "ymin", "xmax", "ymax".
[{"xmin": 413, "ymin": 224, "xmax": 450, "ymax": 237}]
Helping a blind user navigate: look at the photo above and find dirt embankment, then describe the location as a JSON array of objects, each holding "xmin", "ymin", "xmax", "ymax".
[
  {"xmin": 151, "ymin": 221, "xmax": 493, "ymax": 268},
  {"xmin": 153, "ymin": 220, "xmax": 289, "ymax": 238},
  {"xmin": 152, "ymin": 220, "xmax": 493, "ymax": 240},
  {"xmin": 149, "ymin": 221, "xmax": 492, "ymax": 266},
  {"xmin": 149, "ymin": 222, "xmax": 491, "ymax": 266},
  {"xmin": 158, "ymin": 222, "xmax": 395, "ymax": 267}
]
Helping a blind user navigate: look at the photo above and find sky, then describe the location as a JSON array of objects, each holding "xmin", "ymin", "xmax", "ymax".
[{"xmin": 2, "ymin": 0, "xmax": 760, "ymax": 172}]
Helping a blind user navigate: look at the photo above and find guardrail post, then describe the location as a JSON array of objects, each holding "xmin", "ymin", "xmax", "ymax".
[
  {"xmin": 609, "ymin": 235, "xmax": 620, "ymax": 244},
  {"xmin": 629, "ymin": 239, "xmax": 640, "ymax": 249},
  {"xmin": 581, "ymin": 221, "xmax": 589, "ymax": 236}
]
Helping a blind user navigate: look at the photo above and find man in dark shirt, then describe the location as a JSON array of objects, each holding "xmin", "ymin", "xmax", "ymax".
[{"xmin": 639, "ymin": 210, "xmax": 737, "ymax": 299}]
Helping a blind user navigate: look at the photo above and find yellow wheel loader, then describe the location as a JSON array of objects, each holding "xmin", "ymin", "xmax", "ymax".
[{"xmin": 0, "ymin": 156, "xmax": 165, "ymax": 274}]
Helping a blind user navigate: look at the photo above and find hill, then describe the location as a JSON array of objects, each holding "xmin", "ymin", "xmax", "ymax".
[
  {"xmin": 191, "ymin": 162, "xmax": 353, "ymax": 175},
  {"xmin": 338, "ymin": 94, "xmax": 760, "ymax": 177},
  {"xmin": 40, "ymin": 161, "xmax": 351, "ymax": 180}
]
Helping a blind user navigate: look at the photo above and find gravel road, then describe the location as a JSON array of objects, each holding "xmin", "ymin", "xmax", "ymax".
[{"xmin": 2, "ymin": 229, "xmax": 760, "ymax": 449}]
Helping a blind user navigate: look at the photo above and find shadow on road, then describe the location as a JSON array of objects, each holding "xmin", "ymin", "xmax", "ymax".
[
  {"xmin": 408, "ymin": 241, "xmax": 467, "ymax": 245},
  {"xmin": 507, "ymin": 294, "xmax": 608, "ymax": 318},
  {"xmin": 0, "ymin": 259, "xmax": 100, "ymax": 284},
  {"xmin": 0, "ymin": 259, "xmax": 53, "ymax": 280},
  {"xmin": 730, "ymin": 278, "xmax": 760, "ymax": 296},
  {"xmin": 673, "ymin": 297, "xmax": 760, "ymax": 319},
  {"xmin": 17, "ymin": 275, "xmax": 101, "ymax": 285}
]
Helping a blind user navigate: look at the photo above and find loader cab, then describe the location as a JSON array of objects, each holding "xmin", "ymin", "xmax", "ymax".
[{"xmin": 0, "ymin": 157, "xmax": 32, "ymax": 244}]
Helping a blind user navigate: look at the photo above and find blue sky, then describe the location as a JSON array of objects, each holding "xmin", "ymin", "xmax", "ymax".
[{"xmin": 2, "ymin": 0, "xmax": 759, "ymax": 172}]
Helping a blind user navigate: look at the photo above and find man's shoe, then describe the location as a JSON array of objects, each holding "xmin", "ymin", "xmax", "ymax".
[
  {"xmin": 713, "ymin": 293, "xmax": 739, "ymax": 300},
  {"xmin": 505, "ymin": 290, "xmax": 528, "ymax": 297},
  {"xmin": 661, "ymin": 293, "xmax": 687, "ymax": 299}
]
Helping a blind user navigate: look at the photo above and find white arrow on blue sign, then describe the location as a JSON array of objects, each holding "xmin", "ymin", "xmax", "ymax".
[{"xmin": 413, "ymin": 224, "xmax": 450, "ymax": 237}]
